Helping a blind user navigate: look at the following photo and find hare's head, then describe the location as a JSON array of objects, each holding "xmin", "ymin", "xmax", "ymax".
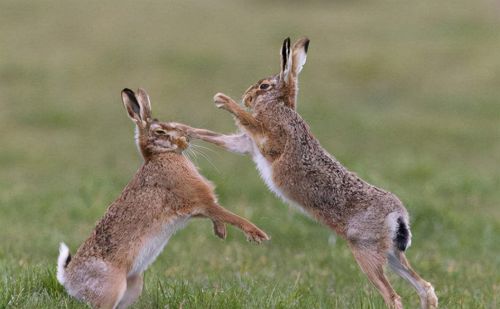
[
  {"xmin": 242, "ymin": 37, "xmax": 309, "ymax": 111},
  {"xmin": 121, "ymin": 88, "xmax": 189, "ymax": 158}
]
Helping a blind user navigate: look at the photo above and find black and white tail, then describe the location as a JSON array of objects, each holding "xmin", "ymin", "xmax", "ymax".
[
  {"xmin": 57, "ymin": 242, "xmax": 72, "ymax": 285},
  {"xmin": 394, "ymin": 217, "xmax": 411, "ymax": 251}
]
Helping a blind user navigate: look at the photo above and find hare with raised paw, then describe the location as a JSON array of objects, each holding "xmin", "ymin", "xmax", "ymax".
[
  {"xmin": 56, "ymin": 88, "xmax": 269, "ymax": 309},
  {"xmin": 179, "ymin": 38, "xmax": 438, "ymax": 309}
]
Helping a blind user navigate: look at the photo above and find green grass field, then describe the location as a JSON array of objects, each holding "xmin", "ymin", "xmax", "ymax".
[{"xmin": 1, "ymin": 0, "xmax": 499, "ymax": 308}]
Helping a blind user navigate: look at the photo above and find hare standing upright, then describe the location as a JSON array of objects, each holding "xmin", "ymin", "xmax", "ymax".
[
  {"xmin": 56, "ymin": 88, "xmax": 269, "ymax": 309},
  {"xmin": 177, "ymin": 38, "xmax": 438, "ymax": 309}
]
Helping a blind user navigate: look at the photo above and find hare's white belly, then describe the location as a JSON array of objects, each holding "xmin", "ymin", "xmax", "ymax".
[
  {"xmin": 130, "ymin": 217, "xmax": 188, "ymax": 275},
  {"xmin": 252, "ymin": 144, "xmax": 310, "ymax": 217},
  {"xmin": 252, "ymin": 149, "xmax": 285, "ymax": 200},
  {"xmin": 252, "ymin": 147, "xmax": 296, "ymax": 205}
]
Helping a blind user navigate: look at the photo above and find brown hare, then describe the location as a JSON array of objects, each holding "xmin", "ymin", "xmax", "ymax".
[
  {"xmin": 56, "ymin": 88, "xmax": 269, "ymax": 309},
  {"xmin": 175, "ymin": 38, "xmax": 438, "ymax": 309}
]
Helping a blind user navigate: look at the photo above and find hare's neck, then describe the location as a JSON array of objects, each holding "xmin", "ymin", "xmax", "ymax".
[
  {"xmin": 141, "ymin": 153, "xmax": 188, "ymax": 175},
  {"xmin": 130, "ymin": 155, "xmax": 186, "ymax": 190}
]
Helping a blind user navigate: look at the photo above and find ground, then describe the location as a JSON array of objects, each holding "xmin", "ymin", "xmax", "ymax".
[{"xmin": 0, "ymin": 0, "xmax": 499, "ymax": 308}]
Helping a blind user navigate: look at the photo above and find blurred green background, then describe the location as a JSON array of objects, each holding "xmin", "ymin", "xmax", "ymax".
[{"xmin": 0, "ymin": 0, "xmax": 499, "ymax": 308}]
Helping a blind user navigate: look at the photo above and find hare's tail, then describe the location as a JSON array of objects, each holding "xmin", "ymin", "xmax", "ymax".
[
  {"xmin": 57, "ymin": 242, "xmax": 72, "ymax": 285},
  {"xmin": 393, "ymin": 217, "xmax": 411, "ymax": 251}
]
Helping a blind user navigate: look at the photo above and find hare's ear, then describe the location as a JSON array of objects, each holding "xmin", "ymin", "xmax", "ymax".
[
  {"xmin": 136, "ymin": 88, "xmax": 152, "ymax": 122},
  {"xmin": 283, "ymin": 37, "xmax": 309, "ymax": 109},
  {"xmin": 121, "ymin": 88, "xmax": 145, "ymax": 127},
  {"xmin": 291, "ymin": 37, "xmax": 309, "ymax": 78},
  {"xmin": 279, "ymin": 37, "xmax": 292, "ymax": 81}
]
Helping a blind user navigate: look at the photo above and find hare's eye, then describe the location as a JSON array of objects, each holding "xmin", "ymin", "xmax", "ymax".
[
  {"xmin": 154, "ymin": 129, "xmax": 167, "ymax": 135},
  {"xmin": 260, "ymin": 83, "xmax": 270, "ymax": 90}
]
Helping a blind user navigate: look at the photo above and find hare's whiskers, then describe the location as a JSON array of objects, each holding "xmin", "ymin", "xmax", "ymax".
[
  {"xmin": 190, "ymin": 147, "xmax": 220, "ymax": 173},
  {"xmin": 188, "ymin": 148, "xmax": 200, "ymax": 163},
  {"xmin": 192, "ymin": 144, "xmax": 217, "ymax": 155}
]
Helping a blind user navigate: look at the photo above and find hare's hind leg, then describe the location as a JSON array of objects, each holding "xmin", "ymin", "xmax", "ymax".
[
  {"xmin": 388, "ymin": 251, "xmax": 438, "ymax": 309},
  {"xmin": 349, "ymin": 244, "xmax": 403, "ymax": 309},
  {"xmin": 99, "ymin": 278, "xmax": 127, "ymax": 309},
  {"xmin": 117, "ymin": 274, "xmax": 144, "ymax": 309},
  {"xmin": 90, "ymin": 268, "xmax": 126, "ymax": 309},
  {"xmin": 67, "ymin": 260, "xmax": 126, "ymax": 309}
]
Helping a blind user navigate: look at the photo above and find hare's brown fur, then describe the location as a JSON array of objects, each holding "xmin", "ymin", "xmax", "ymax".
[
  {"xmin": 57, "ymin": 88, "xmax": 269, "ymax": 309},
  {"xmin": 179, "ymin": 38, "xmax": 437, "ymax": 309}
]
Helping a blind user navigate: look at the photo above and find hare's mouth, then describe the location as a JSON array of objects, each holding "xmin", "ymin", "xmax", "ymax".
[{"xmin": 175, "ymin": 136, "xmax": 189, "ymax": 151}]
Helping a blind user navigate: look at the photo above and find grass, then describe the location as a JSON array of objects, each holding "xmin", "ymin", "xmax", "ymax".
[{"xmin": 0, "ymin": 0, "xmax": 499, "ymax": 308}]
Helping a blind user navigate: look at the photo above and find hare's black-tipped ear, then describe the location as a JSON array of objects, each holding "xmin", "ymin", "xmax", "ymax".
[
  {"xmin": 136, "ymin": 88, "xmax": 152, "ymax": 122},
  {"xmin": 280, "ymin": 37, "xmax": 292, "ymax": 80},
  {"xmin": 291, "ymin": 37, "xmax": 309, "ymax": 77},
  {"xmin": 121, "ymin": 88, "xmax": 143, "ymax": 125},
  {"xmin": 283, "ymin": 37, "xmax": 310, "ymax": 109}
]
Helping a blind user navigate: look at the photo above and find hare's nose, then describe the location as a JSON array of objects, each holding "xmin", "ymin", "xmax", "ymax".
[{"xmin": 177, "ymin": 136, "xmax": 189, "ymax": 149}]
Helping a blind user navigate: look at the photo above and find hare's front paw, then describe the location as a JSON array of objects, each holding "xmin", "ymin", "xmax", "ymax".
[
  {"xmin": 213, "ymin": 93, "xmax": 237, "ymax": 111},
  {"xmin": 166, "ymin": 122, "xmax": 184, "ymax": 131},
  {"xmin": 168, "ymin": 122, "xmax": 197, "ymax": 138},
  {"xmin": 244, "ymin": 226, "xmax": 270, "ymax": 244},
  {"xmin": 212, "ymin": 220, "xmax": 227, "ymax": 239}
]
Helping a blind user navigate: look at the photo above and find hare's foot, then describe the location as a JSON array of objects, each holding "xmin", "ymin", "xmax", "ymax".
[
  {"xmin": 167, "ymin": 122, "xmax": 203, "ymax": 139},
  {"xmin": 166, "ymin": 122, "xmax": 191, "ymax": 132},
  {"xmin": 214, "ymin": 93, "xmax": 240, "ymax": 113},
  {"xmin": 392, "ymin": 295, "xmax": 403, "ymax": 309},
  {"xmin": 424, "ymin": 282, "xmax": 438, "ymax": 308},
  {"xmin": 117, "ymin": 274, "xmax": 143, "ymax": 309},
  {"xmin": 243, "ymin": 225, "xmax": 270, "ymax": 244},
  {"xmin": 205, "ymin": 204, "xmax": 270, "ymax": 244},
  {"xmin": 212, "ymin": 220, "xmax": 227, "ymax": 239},
  {"xmin": 214, "ymin": 93, "xmax": 262, "ymax": 132}
]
